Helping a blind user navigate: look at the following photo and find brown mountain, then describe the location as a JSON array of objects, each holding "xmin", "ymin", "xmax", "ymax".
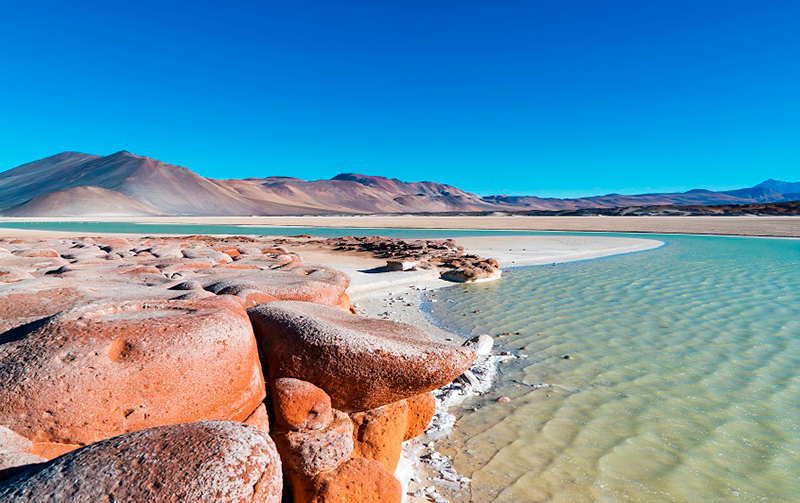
[
  {"xmin": 0, "ymin": 150, "xmax": 797, "ymax": 216},
  {"xmin": 4, "ymin": 186, "xmax": 162, "ymax": 217}
]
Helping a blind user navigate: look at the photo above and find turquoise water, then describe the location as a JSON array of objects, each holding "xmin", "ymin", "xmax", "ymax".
[
  {"xmin": 426, "ymin": 235, "xmax": 800, "ymax": 502},
  {"xmin": 0, "ymin": 220, "xmax": 541, "ymax": 238}
]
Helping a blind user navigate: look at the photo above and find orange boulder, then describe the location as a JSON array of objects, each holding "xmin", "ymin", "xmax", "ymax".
[
  {"xmin": 301, "ymin": 457, "xmax": 401, "ymax": 503},
  {"xmin": 0, "ymin": 287, "xmax": 86, "ymax": 333},
  {"xmin": 0, "ymin": 268, "xmax": 33, "ymax": 284},
  {"xmin": 0, "ymin": 421, "xmax": 283, "ymax": 502},
  {"xmin": 248, "ymin": 301, "xmax": 475, "ymax": 411},
  {"xmin": 272, "ymin": 410, "xmax": 354, "ymax": 477},
  {"xmin": 11, "ymin": 248, "xmax": 59, "ymax": 258},
  {"xmin": 404, "ymin": 392, "xmax": 436, "ymax": 440},
  {"xmin": 204, "ymin": 267, "xmax": 350, "ymax": 309},
  {"xmin": 350, "ymin": 400, "xmax": 409, "ymax": 472},
  {"xmin": 244, "ymin": 403, "xmax": 271, "ymax": 434},
  {"xmin": 270, "ymin": 378, "xmax": 333, "ymax": 431},
  {"xmin": 0, "ymin": 295, "xmax": 265, "ymax": 447}
]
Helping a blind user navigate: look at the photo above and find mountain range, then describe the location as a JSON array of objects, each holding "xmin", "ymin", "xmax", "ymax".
[{"xmin": 0, "ymin": 151, "xmax": 797, "ymax": 217}]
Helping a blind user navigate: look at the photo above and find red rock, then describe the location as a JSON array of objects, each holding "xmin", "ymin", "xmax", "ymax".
[
  {"xmin": 204, "ymin": 267, "xmax": 350, "ymax": 309},
  {"xmin": 300, "ymin": 457, "xmax": 401, "ymax": 503},
  {"xmin": 404, "ymin": 392, "xmax": 436, "ymax": 440},
  {"xmin": 350, "ymin": 400, "xmax": 409, "ymax": 472},
  {"xmin": 182, "ymin": 247, "xmax": 233, "ymax": 264},
  {"xmin": 244, "ymin": 403, "xmax": 270, "ymax": 434},
  {"xmin": 0, "ymin": 421, "xmax": 283, "ymax": 502},
  {"xmin": 12, "ymin": 248, "xmax": 59, "ymax": 258},
  {"xmin": 216, "ymin": 263, "xmax": 262, "ymax": 270},
  {"xmin": 248, "ymin": 301, "xmax": 475, "ymax": 411},
  {"xmin": 0, "ymin": 287, "xmax": 86, "ymax": 333},
  {"xmin": 271, "ymin": 410, "xmax": 353, "ymax": 477},
  {"xmin": 0, "ymin": 295, "xmax": 265, "ymax": 447},
  {"xmin": 94, "ymin": 237, "xmax": 132, "ymax": 248},
  {"xmin": 0, "ymin": 268, "xmax": 33, "ymax": 283},
  {"xmin": 269, "ymin": 378, "xmax": 333, "ymax": 431},
  {"xmin": 217, "ymin": 248, "xmax": 242, "ymax": 258}
]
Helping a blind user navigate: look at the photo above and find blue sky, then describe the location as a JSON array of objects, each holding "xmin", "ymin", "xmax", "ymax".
[{"xmin": 1, "ymin": 1, "xmax": 798, "ymax": 197}]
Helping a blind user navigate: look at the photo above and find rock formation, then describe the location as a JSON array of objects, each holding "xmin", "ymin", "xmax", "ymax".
[
  {"xmin": 0, "ymin": 296, "xmax": 265, "ymax": 449},
  {"xmin": 0, "ymin": 421, "xmax": 283, "ymax": 502},
  {"xmin": 0, "ymin": 235, "xmax": 475, "ymax": 501},
  {"xmin": 248, "ymin": 301, "xmax": 475, "ymax": 411},
  {"xmin": 293, "ymin": 236, "xmax": 502, "ymax": 282}
]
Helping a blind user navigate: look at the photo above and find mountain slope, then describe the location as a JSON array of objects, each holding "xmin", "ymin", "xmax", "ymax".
[
  {"xmin": 0, "ymin": 152, "xmax": 102, "ymax": 208},
  {"xmin": 3, "ymin": 186, "xmax": 162, "ymax": 217},
  {"xmin": 755, "ymin": 179, "xmax": 800, "ymax": 195},
  {"xmin": 0, "ymin": 151, "xmax": 797, "ymax": 216}
]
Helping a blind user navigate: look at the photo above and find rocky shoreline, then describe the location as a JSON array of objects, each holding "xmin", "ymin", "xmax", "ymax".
[
  {"xmin": 0, "ymin": 234, "xmax": 508, "ymax": 502},
  {"xmin": 0, "ymin": 231, "xmax": 663, "ymax": 501}
]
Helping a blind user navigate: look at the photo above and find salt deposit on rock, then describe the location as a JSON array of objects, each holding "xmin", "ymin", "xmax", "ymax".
[
  {"xmin": 272, "ymin": 409, "xmax": 354, "ymax": 477},
  {"xmin": 0, "ymin": 421, "xmax": 283, "ymax": 502}
]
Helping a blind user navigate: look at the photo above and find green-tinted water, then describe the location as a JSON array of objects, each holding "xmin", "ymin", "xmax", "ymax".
[
  {"xmin": 427, "ymin": 235, "xmax": 800, "ymax": 502},
  {"xmin": 0, "ymin": 221, "xmax": 543, "ymax": 238}
]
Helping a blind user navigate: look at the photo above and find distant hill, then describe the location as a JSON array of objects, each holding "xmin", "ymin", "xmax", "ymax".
[
  {"xmin": 512, "ymin": 200, "xmax": 800, "ymax": 216},
  {"xmin": 755, "ymin": 179, "xmax": 800, "ymax": 195},
  {"xmin": 0, "ymin": 150, "xmax": 797, "ymax": 216},
  {"xmin": 4, "ymin": 186, "xmax": 162, "ymax": 217}
]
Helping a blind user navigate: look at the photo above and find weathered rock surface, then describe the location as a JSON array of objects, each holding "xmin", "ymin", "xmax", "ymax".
[
  {"xmin": 204, "ymin": 267, "xmax": 350, "ymax": 309},
  {"xmin": 271, "ymin": 410, "xmax": 354, "ymax": 477},
  {"xmin": 350, "ymin": 400, "xmax": 408, "ymax": 473},
  {"xmin": 11, "ymin": 248, "xmax": 59, "ymax": 258},
  {"xmin": 300, "ymin": 457, "xmax": 401, "ymax": 503},
  {"xmin": 244, "ymin": 403, "xmax": 271, "ymax": 434},
  {"xmin": 462, "ymin": 333, "xmax": 494, "ymax": 356},
  {"xmin": 0, "ymin": 295, "xmax": 265, "ymax": 447},
  {"xmin": 293, "ymin": 236, "xmax": 502, "ymax": 282},
  {"xmin": 248, "ymin": 301, "xmax": 475, "ymax": 411},
  {"xmin": 404, "ymin": 392, "xmax": 436, "ymax": 441},
  {"xmin": 0, "ymin": 421, "xmax": 283, "ymax": 502},
  {"xmin": 440, "ymin": 257, "xmax": 501, "ymax": 282},
  {"xmin": 270, "ymin": 378, "xmax": 333, "ymax": 431},
  {"xmin": 0, "ymin": 268, "xmax": 33, "ymax": 284}
]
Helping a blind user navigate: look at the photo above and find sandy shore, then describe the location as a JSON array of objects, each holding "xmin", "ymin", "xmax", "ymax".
[
  {"xmin": 296, "ymin": 234, "xmax": 662, "ymax": 323},
  {"xmin": 2, "ymin": 214, "xmax": 799, "ymax": 237}
]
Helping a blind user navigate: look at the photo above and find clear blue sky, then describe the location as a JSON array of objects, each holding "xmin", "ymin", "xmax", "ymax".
[{"xmin": 1, "ymin": 1, "xmax": 798, "ymax": 197}]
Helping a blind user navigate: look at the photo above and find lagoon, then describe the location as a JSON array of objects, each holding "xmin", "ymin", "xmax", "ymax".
[{"xmin": 427, "ymin": 234, "xmax": 800, "ymax": 501}]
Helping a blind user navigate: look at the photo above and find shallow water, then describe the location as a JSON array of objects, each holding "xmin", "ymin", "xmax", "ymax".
[
  {"xmin": 0, "ymin": 220, "xmax": 548, "ymax": 238},
  {"xmin": 426, "ymin": 235, "xmax": 800, "ymax": 502}
]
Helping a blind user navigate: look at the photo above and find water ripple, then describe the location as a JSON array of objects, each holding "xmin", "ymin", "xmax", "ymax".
[{"xmin": 428, "ymin": 235, "xmax": 800, "ymax": 502}]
